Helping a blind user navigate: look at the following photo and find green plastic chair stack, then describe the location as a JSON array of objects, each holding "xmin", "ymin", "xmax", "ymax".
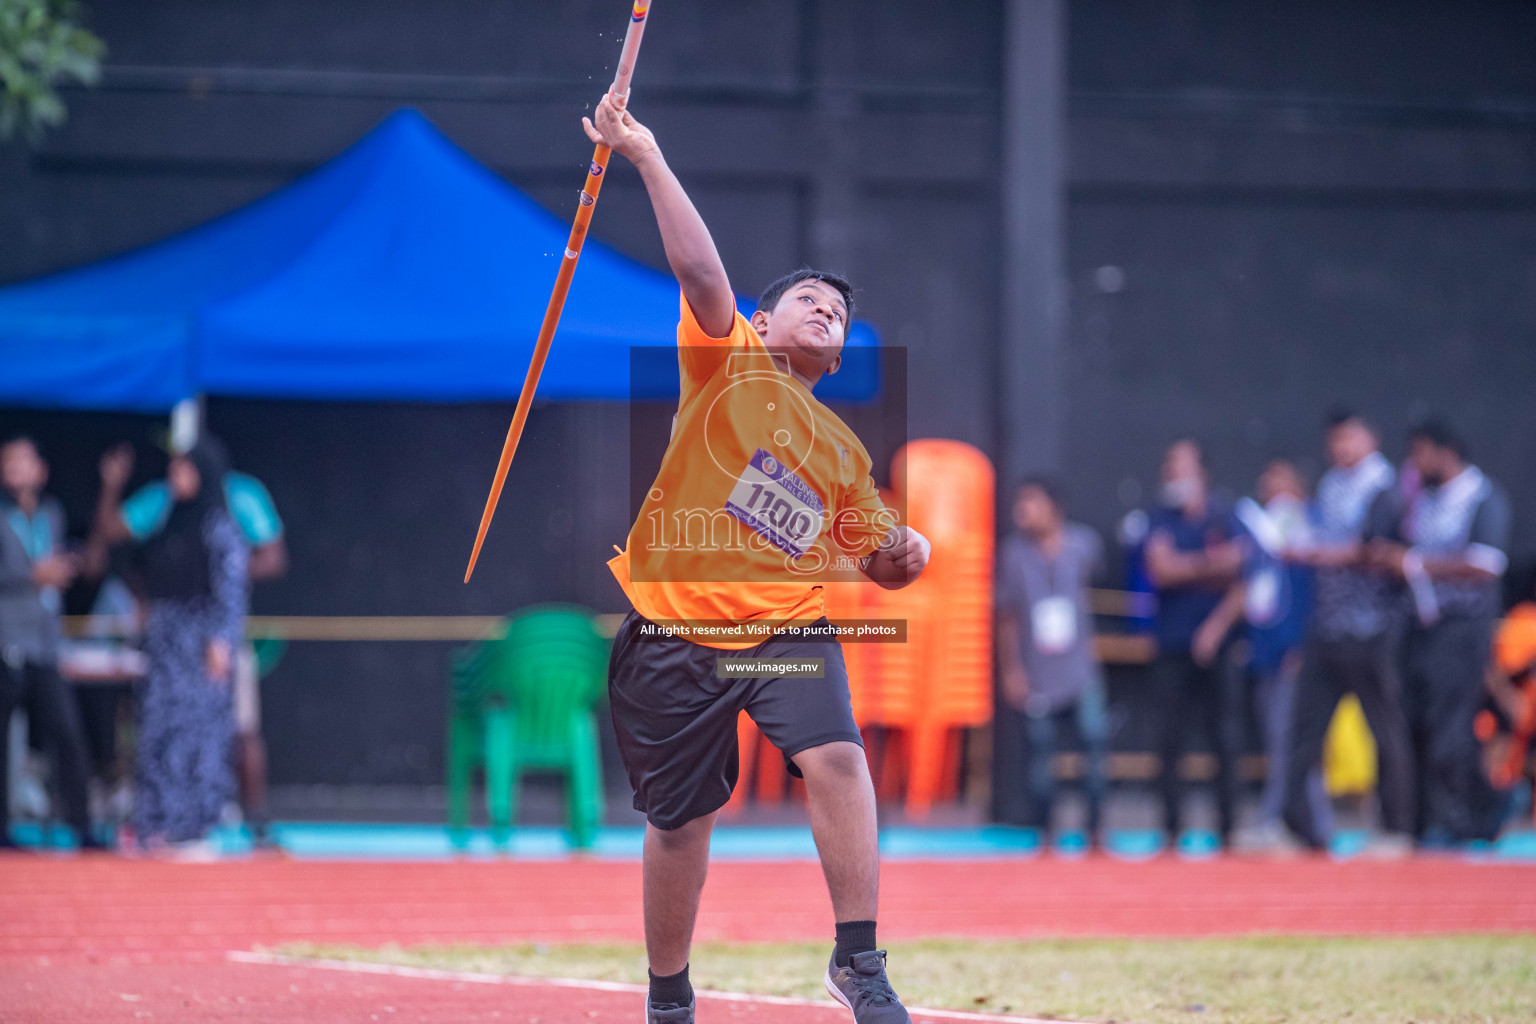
[{"xmin": 447, "ymin": 604, "xmax": 610, "ymax": 851}]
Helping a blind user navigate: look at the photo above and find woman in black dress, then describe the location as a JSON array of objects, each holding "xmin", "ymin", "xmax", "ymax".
[{"xmin": 131, "ymin": 436, "xmax": 248, "ymax": 855}]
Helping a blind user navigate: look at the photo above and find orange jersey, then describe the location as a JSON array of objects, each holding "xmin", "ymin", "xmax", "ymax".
[
  {"xmin": 609, "ymin": 295, "xmax": 890, "ymax": 648},
  {"xmin": 1496, "ymin": 603, "xmax": 1536, "ymax": 677}
]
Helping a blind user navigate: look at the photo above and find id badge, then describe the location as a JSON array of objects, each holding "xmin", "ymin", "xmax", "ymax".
[
  {"xmin": 1031, "ymin": 596, "xmax": 1077, "ymax": 655},
  {"xmin": 1246, "ymin": 566, "xmax": 1280, "ymax": 625},
  {"xmin": 725, "ymin": 448, "xmax": 825, "ymax": 560}
]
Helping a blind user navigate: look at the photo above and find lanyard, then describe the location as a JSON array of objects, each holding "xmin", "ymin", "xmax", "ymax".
[{"xmin": 1021, "ymin": 536, "xmax": 1075, "ymax": 602}]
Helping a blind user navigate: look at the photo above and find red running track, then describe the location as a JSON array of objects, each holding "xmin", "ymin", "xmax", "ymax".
[
  {"xmin": 4, "ymin": 855, "xmax": 1535, "ymax": 960},
  {"xmin": 0, "ymin": 960, "xmax": 899, "ymax": 1024},
  {"xmin": 2, "ymin": 854, "xmax": 1533, "ymax": 1022}
]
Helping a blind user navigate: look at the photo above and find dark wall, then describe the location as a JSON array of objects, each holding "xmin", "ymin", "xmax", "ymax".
[
  {"xmin": 207, "ymin": 399, "xmax": 639, "ymax": 786},
  {"xmin": 3, "ymin": 1, "xmax": 1534, "ymax": 785},
  {"xmin": 1062, "ymin": 0, "xmax": 1536, "ymax": 559}
]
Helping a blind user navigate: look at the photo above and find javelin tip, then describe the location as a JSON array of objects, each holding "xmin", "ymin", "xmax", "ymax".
[{"xmin": 464, "ymin": 522, "xmax": 491, "ymax": 583}]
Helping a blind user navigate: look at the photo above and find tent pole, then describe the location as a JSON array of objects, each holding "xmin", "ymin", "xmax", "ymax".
[
  {"xmin": 170, "ymin": 395, "xmax": 204, "ymax": 454},
  {"xmin": 464, "ymin": 0, "xmax": 656, "ymax": 583}
]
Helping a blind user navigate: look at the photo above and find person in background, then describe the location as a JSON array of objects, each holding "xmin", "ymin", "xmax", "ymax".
[
  {"xmin": 996, "ymin": 478, "xmax": 1109, "ymax": 849},
  {"xmin": 1145, "ymin": 439, "xmax": 1245, "ymax": 851},
  {"xmin": 1195, "ymin": 458, "xmax": 1331, "ymax": 851},
  {"xmin": 1482, "ymin": 565, "xmax": 1536, "ymax": 817},
  {"xmin": 1370, "ymin": 419, "xmax": 1511, "ymax": 845},
  {"xmin": 1280, "ymin": 412, "xmax": 1415, "ymax": 856},
  {"xmin": 0, "ymin": 437, "xmax": 101, "ymax": 851},
  {"xmin": 77, "ymin": 573, "xmax": 141, "ymax": 823},
  {"xmin": 95, "ymin": 440, "xmax": 285, "ymax": 848},
  {"xmin": 97, "ymin": 436, "xmax": 249, "ymax": 858}
]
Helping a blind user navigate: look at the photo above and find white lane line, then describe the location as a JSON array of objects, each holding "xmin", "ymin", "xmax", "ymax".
[{"xmin": 227, "ymin": 950, "xmax": 1078, "ymax": 1023}]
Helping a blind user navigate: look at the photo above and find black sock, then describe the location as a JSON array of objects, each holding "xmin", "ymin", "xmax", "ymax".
[
  {"xmin": 834, "ymin": 920, "xmax": 878, "ymax": 968},
  {"xmin": 648, "ymin": 964, "xmax": 692, "ymax": 1008}
]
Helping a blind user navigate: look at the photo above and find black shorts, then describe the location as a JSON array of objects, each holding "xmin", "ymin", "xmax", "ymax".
[{"xmin": 607, "ymin": 610, "xmax": 864, "ymax": 830}]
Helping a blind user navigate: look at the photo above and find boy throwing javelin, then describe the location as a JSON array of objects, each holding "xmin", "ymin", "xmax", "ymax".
[{"xmin": 585, "ymin": 92, "xmax": 930, "ymax": 1024}]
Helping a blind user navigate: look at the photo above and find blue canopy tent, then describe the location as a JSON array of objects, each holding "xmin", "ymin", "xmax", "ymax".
[{"xmin": 0, "ymin": 109, "xmax": 879, "ymax": 412}]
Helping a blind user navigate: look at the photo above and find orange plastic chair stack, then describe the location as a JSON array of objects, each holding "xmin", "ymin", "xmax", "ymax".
[
  {"xmin": 887, "ymin": 440, "xmax": 995, "ymax": 816},
  {"xmin": 859, "ymin": 569, "xmax": 930, "ymax": 801},
  {"xmin": 1490, "ymin": 604, "xmax": 1536, "ymax": 814},
  {"xmin": 726, "ymin": 578, "xmax": 879, "ymax": 816},
  {"xmin": 725, "ymin": 710, "xmax": 795, "ymax": 814},
  {"xmin": 823, "ymin": 577, "xmax": 880, "ymax": 724},
  {"xmin": 725, "ymin": 442, "xmax": 994, "ymax": 818}
]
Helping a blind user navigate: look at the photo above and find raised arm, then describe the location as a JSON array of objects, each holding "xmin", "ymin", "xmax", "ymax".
[
  {"xmin": 583, "ymin": 92, "xmax": 735, "ymax": 337},
  {"xmin": 83, "ymin": 443, "xmax": 135, "ymax": 579}
]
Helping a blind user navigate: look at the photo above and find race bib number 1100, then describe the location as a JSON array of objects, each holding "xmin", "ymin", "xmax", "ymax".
[{"xmin": 725, "ymin": 448, "xmax": 825, "ymax": 560}]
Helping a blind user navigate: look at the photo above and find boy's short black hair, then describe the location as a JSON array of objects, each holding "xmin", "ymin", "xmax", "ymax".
[
  {"xmin": 1409, "ymin": 417, "xmax": 1468, "ymax": 459},
  {"xmin": 757, "ymin": 268, "xmax": 855, "ymax": 321},
  {"xmin": 1015, "ymin": 475, "xmax": 1065, "ymax": 512},
  {"xmin": 1325, "ymin": 408, "xmax": 1370, "ymax": 432},
  {"xmin": 1325, "ymin": 408, "xmax": 1380, "ymax": 444}
]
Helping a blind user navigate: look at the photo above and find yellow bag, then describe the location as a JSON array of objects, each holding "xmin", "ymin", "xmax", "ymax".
[{"xmin": 1324, "ymin": 695, "xmax": 1378, "ymax": 796}]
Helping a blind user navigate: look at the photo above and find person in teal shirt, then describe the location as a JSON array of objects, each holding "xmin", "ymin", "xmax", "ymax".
[
  {"xmin": 94, "ymin": 441, "xmax": 287, "ymax": 847},
  {"xmin": 119, "ymin": 471, "xmax": 285, "ymax": 562}
]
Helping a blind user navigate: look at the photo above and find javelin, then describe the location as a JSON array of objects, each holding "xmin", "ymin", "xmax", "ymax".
[{"xmin": 464, "ymin": 0, "xmax": 656, "ymax": 582}]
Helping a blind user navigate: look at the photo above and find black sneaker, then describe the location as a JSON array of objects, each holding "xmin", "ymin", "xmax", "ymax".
[
  {"xmin": 824, "ymin": 950, "xmax": 912, "ymax": 1023},
  {"xmin": 645, "ymin": 995, "xmax": 694, "ymax": 1023}
]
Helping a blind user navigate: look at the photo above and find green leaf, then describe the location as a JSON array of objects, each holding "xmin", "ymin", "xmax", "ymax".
[{"xmin": 0, "ymin": 0, "xmax": 104, "ymax": 144}]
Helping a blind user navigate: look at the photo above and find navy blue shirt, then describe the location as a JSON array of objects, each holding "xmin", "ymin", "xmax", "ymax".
[
  {"xmin": 1149, "ymin": 501, "xmax": 1238, "ymax": 655},
  {"xmin": 1248, "ymin": 561, "xmax": 1314, "ymax": 671}
]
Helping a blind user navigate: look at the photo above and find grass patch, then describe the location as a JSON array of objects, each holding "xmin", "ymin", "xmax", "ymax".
[{"xmin": 280, "ymin": 935, "xmax": 1536, "ymax": 1023}]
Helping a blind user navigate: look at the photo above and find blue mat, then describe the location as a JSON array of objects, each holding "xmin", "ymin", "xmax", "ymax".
[{"xmin": 11, "ymin": 821, "xmax": 1536, "ymax": 862}]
